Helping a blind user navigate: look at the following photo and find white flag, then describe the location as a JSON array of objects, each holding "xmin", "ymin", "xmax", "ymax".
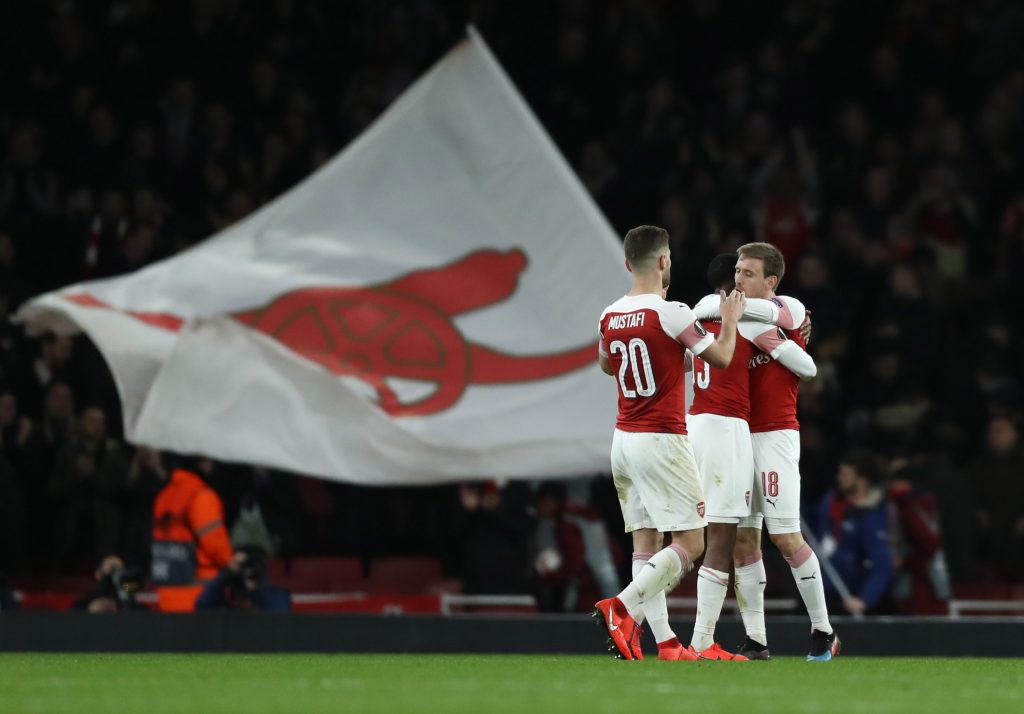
[{"xmin": 17, "ymin": 28, "xmax": 629, "ymax": 485}]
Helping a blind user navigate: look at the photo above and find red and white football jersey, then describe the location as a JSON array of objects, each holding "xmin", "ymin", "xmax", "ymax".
[
  {"xmin": 688, "ymin": 320, "xmax": 754, "ymax": 422},
  {"xmin": 745, "ymin": 325, "xmax": 805, "ymax": 433},
  {"xmin": 693, "ymin": 292, "xmax": 811, "ymax": 433},
  {"xmin": 599, "ymin": 294, "xmax": 714, "ymax": 434}
]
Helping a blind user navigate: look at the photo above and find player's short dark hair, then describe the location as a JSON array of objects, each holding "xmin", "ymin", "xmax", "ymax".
[
  {"xmin": 707, "ymin": 253, "xmax": 737, "ymax": 291},
  {"xmin": 737, "ymin": 242, "xmax": 785, "ymax": 284},
  {"xmin": 839, "ymin": 450, "xmax": 882, "ymax": 484},
  {"xmin": 623, "ymin": 225, "xmax": 669, "ymax": 268}
]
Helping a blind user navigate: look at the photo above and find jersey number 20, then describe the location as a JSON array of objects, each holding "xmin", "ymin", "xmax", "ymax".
[{"xmin": 610, "ymin": 339, "xmax": 656, "ymax": 398}]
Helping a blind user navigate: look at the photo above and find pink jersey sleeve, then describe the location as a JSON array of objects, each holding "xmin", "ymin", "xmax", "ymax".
[
  {"xmin": 771, "ymin": 295, "xmax": 806, "ymax": 330},
  {"xmin": 739, "ymin": 321, "xmax": 789, "ymax": 355},
  {"xmin": 659, "ymin": 302, "xmax": 715, "ymax": 355}
]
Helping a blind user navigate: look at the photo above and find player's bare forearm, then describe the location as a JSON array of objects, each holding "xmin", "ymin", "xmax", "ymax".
[
  {"xmin": 699, "ymin": 290, "xmax": 745, "ymax": 368},
  {"xmin": 702, "ymin": 321, "xmax": 736, "ymax": 368},
  {"xmin": 598, "ymin": 354, "xmax": 614, "ymax": 375},
  {"xmin": 720, "ymin": 289, "xmax": 747, "ymax": 324}
]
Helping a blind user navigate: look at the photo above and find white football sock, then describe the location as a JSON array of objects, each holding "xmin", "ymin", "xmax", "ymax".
[
  {"xmin": 618, "ymin": 544, "xmax": 692, "ymax": 625},
  {"xmin": 786, "ymin": 543, "xmax": 832, "ymax": 634},
  {"xmin": 630, "ymin": 554, "xmax": 675, "ymax": 643},
  {"xmin": 734, "ymin": 553, "xmax": 767, "ymax": 646},
  {"xmin": 630, "ymin": 554, "xmax": 651, "ymax": 626},
  {"xmin": 690, "ymin": 566, "xmax": 729, "ymax": 652}
]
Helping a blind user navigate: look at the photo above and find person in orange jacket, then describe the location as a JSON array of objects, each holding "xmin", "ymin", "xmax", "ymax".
[{"xmin": 150, "ymin": 456, "xmax": 232, "ymax": 612}]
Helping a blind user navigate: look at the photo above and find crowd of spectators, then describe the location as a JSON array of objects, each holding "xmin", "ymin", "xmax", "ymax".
[{"xmin": 1, "ymin": 1, "xmax": 1023, "ymax": 612}]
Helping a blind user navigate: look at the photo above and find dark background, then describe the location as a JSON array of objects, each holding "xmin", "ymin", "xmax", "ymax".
[{"xmin": 0, "ymin": 1, "xmax": 1022, "ymax": 609}]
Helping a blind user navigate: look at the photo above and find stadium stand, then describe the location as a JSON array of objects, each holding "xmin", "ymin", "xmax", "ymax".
[{"xmin": 0, "ymin": 1, "xmax": 1021, "ymax": 618}]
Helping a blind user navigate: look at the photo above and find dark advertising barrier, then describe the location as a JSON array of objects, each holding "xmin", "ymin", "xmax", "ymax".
[{"xmin": 1, "ymin": 613, "xmax": 1022, "ymax": 656}]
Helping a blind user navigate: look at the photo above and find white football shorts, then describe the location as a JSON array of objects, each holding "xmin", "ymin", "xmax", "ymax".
[
  {"xmin": 687, "ymin": 412, "xmax": 755, "ymax": 523},
  {"xmin": 740, "ymin": 429, "xmax": 802, "ymax": 535},
  {"xmin": 610, "ymin": 429, "xmax": 707, "ymax": 533}
]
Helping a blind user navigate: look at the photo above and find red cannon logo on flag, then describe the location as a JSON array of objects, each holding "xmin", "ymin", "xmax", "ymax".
[{"xmin": 67, "ymin": 250, "xmax": 595, "ymax": 416}]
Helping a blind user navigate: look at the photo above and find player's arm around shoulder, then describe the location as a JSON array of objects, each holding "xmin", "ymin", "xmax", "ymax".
[
  {"xmin": 693, "ymin": 291, "xmax": 806, "ymax": 330},
  {"xmin": 693, "ymin": 290, "xmax": 745, "ymax": 369},
  {"xmin": 692, "ymin": 293, "xmax": 720, "ymax": 321},
  {"xmin": 769, "ymin": 295, "xmax": 814, "ymax": 379},
  {"xmin": 771, "ymin": 295, "xmax": 808, "ymax": 330},
  {"xmin": 735, "ymin": 294, "xmax": 807, "ymax": 329},
  {"xmin": 737, "ymin": 321, "xmax": 817, "ymax": 380}
]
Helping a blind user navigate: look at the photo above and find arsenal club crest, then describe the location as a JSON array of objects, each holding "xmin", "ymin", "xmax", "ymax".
[
  {"xmin": 65, "ymin": 250, "xmax": 596, "ymax": 417},
  {"xmin": 697, "ymin": 501, "xmax": 705, "ymax": 518}
]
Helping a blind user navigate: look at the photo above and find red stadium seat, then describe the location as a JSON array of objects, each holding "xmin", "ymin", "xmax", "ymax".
[
  {"xmin": 367, "ymin": 557, "xmax": 444, "ymax": 593},
  {"xmin": 281, "ymin": 556, "xmax": 365, "ymax": 592},
  {"xmin": 426, "ymin": 578, "xmax": 463, "ymax": 595},
  {"xmin": 266, "ymin": 557, "xmax": 288, "ymax": 582}
]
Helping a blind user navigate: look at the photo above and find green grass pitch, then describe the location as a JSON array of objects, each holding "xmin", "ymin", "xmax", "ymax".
[{"xmin": 1, "ymin": 654, "xmax": 1021, "ymax": 714}]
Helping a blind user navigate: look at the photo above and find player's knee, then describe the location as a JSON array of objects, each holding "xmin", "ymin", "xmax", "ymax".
[
  {"xmin": 768, "ymin": 530, "xmax": 805, "ymax": 557},
  {"xmin": 734, "ymin": 527, "xmax": 760, "ymax": 553},
  {"xmin": 706, "ymin": 522, "xmax": 731, "ymax": 545},
  {"xmin": 672, "ymin": 530, "xmax": 704, "ymax": 561},
  {"xmin": 688, "ymin": 533, "xmax": 705, "ymax": 561},
  {"xmin": 631, "ymin": 528, "xmax": 661, "ymax": 555}
]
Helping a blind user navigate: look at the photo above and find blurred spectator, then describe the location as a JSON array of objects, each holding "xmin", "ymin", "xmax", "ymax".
[
  {"xmin": 122, "ymin": 127, "xmax": 166, "ymax": 192},
  {"xmin": 787, "ymin": 253, "xmax": 848, "ymax": 331},
  {"xmin": 195, "ymin": 546, "xmax": 291, "ymax": 612},
  {"xmin": 71, "ymin": 555, "xmax": 146, "ymax": 613},
  {"xmin": 455, "ymin": 480, "xmax": 531, "ymax": 595},
  {"xmin": 85, "ymin": 188, "xmax": 130, "ymax": 278},
  {"xmin": 14, "ymin": 334, "xmax": 74, "ymax": 419},
  {"xmin": 230, "ymin": 491, "xmax": 276, "ymax": 557},
  {"xmin": 751, "ymin": 128, "xmax": 819, "ymax": 262},
  {"xmin": 151, "ymin": 456, "xmax": 233, "ymax": 612},
  {"xmin": 0, "ymin": 230, "xmax": 29, "ymax": 309},
  {"xmin": 997, "ymin": 190, "xmax": 1024, "ymax": 286},
  {"xmin": 531, "ymin": 481, "xmax": 622, "ymax": 613},
  {"xmin": 886, "ymin": 457, "xmax": 951, "ymax": 615},
  {"xmin": 0, "ymin": 386, "xmax": 32, "ymax": 464},
  {"xmin": 576, "ymin": 140, "xmax": 623, "ymax": 224},
  {"xmin": 106, "ymin": 221, "xmax": 159, "ymax": 275},
  {"xmin": 0, "ymin": 126, "xmax": 60, "ymax": 229},
  {"xmin": 967, "ymin": 413, "xmax": 1024, "ymax": 580},
  {"xmin": 0, "ymin": 450, "xmax": 25, "ymax": 574},
  {"xmin": 48, "ymin": 404, "xmax": 129, "ymax": 568},
  {"xmin": 887, "ymin": 444, "xmax": 979, "ymax": 584},
  {"xmin": 859, "ymin": 166, "xmax": 897, "ymax": 240},
  {"xmin": 18, "ymin": 381, "xmax": 76, "ymax": 569},
  {"xmin": 119, "ymin": 447, "xmax": 167, "ymax": 569},
  {"xmin": 909, "ymin": 163, "xmax": 976, "ymax": 282},
  {"xmin": 817, "ymin": 451, "xmax": 893, "ymax": 615},
  {"xmin": 0, "ymin": 294, "xmax": 18, "ymax": 387},
  {"xmin": 161, "ymin": 79, "xmax": 199, "ymax": 177}
]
